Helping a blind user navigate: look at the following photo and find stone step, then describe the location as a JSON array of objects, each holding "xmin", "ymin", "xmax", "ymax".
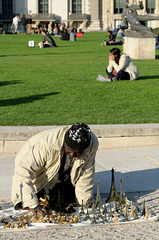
[{"xmin": 1, "ymin": 125, "xmax": 159, "ymax": 154}]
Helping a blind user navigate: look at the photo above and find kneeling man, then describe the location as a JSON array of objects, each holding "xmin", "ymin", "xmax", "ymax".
[{"xmin": 11, "ymin": 123, "xmax": 98, "ymax": 215}]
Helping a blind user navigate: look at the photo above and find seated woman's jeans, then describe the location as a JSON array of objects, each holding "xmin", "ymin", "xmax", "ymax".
[{"xmin": 106, "ymin": 69, "xmax": 130, "ymax": 80}]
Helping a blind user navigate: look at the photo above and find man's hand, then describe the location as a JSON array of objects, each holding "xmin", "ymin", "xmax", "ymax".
[{"xmin": 28, "ymin": 205, "xmax": 48, "ymax": 218}]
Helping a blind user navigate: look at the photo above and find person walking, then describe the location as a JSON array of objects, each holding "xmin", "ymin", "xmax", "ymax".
[{"xmin": 12, "ymin": 15, "xmax": 20, "ymax": 33}]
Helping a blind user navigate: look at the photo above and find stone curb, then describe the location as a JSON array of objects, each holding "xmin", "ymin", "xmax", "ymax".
[{"xmin": 0, "ymin": 124, "xmax": 159, "ymax": 154}]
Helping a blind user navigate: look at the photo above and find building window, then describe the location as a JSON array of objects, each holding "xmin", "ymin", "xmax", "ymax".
[
  {"xmin": 114, "ymin": 0, "xmax": 123, "ymax": 14},
  {"xmin": 146, "ymin": 0, "xmax": 156, "ymax": 14},
  {"xmin": 38, "ymin": 0, "xmax": 48, "ymax": 13},
  {"xmin": 72, "ymin": 0, "xmax": 82, "ymax": 13},
  {"xmin": 2, "ymin": 0, "xmax": 13, "ymax": 14}
]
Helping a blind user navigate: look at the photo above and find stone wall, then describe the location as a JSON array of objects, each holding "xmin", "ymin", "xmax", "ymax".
[{"xmin": 1, "ymin": 124, "xmax": 159, "ymax": 154}]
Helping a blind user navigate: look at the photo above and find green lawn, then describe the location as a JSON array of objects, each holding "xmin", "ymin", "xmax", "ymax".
[{"xmin": 0, "ymin": 32, "xmax": 159, "ymax": 125}]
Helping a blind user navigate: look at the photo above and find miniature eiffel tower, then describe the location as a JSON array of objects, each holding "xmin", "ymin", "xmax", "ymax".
[
  {"xmin": 118, "ymin": 178, "xmax": 125, "ymax": 206},
  {"xmin": 90, "ymin": 200, "xmax": 97, "ymax": 224},
  {"xmin": 79, "ymin": 199, "xmax": 85, "ymax": 216},
  {"xmin": 145, "ymin": 204, "xmax": 149, "ymax": 219},
  {"xmin": 122, "ymin": 197, "xmax": 129, "ymax": 221},
  {"xmin": 96, "ymin": 202, "xmax": 103, "ymax": 220},
  {"xmin": 84, "ymin": 203, "xmax": 91, "ymax": 221},
  {"xmin": 129, "ymin": 201, "xmax": 135, "ymax": 218},
  {"xmin": 123, "ymin": 197, "xmax": 128, "ymax": 214},
  {"xmin": 112, "ymin": 206, "xmax": 119, "ymax": 223},
  {"xmin": 123, "ymin": 205, "xmax": 129, "ymax": 222},
  {"xmin": 95, "ymin": 180, "xmax": 103, "ymax": 208},
  {"xmin": 103, "ymin": 199, "xmax": 108, "ymax": 215},
  {"xmin": 118, "ymin": 203, "xmax": 124, "ymax": 217},
  {"xmin": 141, "ymin": 200, "xmax": 146, "ymax": 216},
  {"xmin": 134, "ymin": 198, "xmax": 139, "ymax": 219},
  {"xmin": 135, "ymin": 197, "xmax": 139, "ymax": 212},
  {"xmin": 102, "ymin": 204, "xmax": 108, "ymax": 223},
  {"xmin": 106, "ymin": 168, "xmax": 119, "ymax": 203},
  {"xmin": 108, "ymin": 203, "xmax": 113, "ymax": 220},
  {"xmin": 134, "ymin": 207, "xmax": 139, "ymax": 219}
]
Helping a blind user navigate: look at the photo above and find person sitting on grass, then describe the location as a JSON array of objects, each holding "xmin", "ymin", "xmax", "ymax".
[
  {"xmin": 101, "ymin": 30, "xmax": 123, "ymax": 46},
  {"xmin": 106, "ymin": 47, "xmax": 139, "ymax": 81},
  {"xmin": 38, "ymin": 28, "xmax": 57, "ymax": 48},
  {"xmin": 69, "ymin": 28, "xmax": 76, "ymax": 41},
  {"xmin": 11, "ymin": 123, "xmax": 99, "ymax": 216},
  {"xmin": 116, "ymin": 28, "xmax": 125, "ymax": 39},
  {"xmin": 155, "ymin": 34, "xmax": 159, "ymax": 49},
  {"xmin": 60, "ymin": 28, "xmax": 70, "ymax": 41}
]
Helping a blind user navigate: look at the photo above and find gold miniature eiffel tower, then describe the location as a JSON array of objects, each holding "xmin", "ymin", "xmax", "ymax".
[
  {"xmin": 108, "ymin": 203, "xmax": 113, "ymax": 220},
  {"xmin": 95, "ymin": 180, "xmax": 103, "ymax": 208},
  {"xmin": 107, "ymin": 168, "xmax": 119, "ymax": 203},
  {"xmin": 96, "ymin": 202, "xmax": 103, "ymax": 220},
  {"xmin": 123, "ymin": 197, "xmax": 129, "ymax": 221},
  {"xmin": 134, "ymin": 197, "xmax": 139, "ymax": 219},
  {"xmin": 79, "ymin": 199, "xmax": 85, "ymax": 216},
  {"xmin": 112, "ymin": 206, "xmax": 119, "ymax": 223},
  {"xmin": 103, "ymin": 199, "xmax": 108, "ymax": 215},
  {"xmin": 91, "ymin": 200, "xmax": 97, "ymax": 224},
  {"xmin": 119, "ymin": 203, "xmax": 124, "ymax": 217},
  {"xmin": 119, "ymin": 178, "xmax": 125, "ymax": 206},
  {"xmin": 145, "ymin": 204, "xmax": 149, "ymax": 219},
  {"xmin": 123, "ymin": 205, "xmax": 129, "ymax": 221},
  {"xmin": 141, "ymin": 200, "xmax": 146, "ymax": 216},
  {"xmin": 123, "ymin": 197, "xmax": 128, "ymax": 214},
  {"xmin": 102, "ymin": 203, "xmax": 108, "ymax": 223},
  {"xmin": 129, "ymin": 201, "xmax": 135, "ymax": 218},
  {"xmin": 84, "ymin": 203, "xmax": 91, "ymax": 221}
]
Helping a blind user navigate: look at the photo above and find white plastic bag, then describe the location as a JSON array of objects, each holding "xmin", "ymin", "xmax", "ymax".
[
  {"xmin": 96, "ymin": 75, "xmax": 111, "ymax": 82},
  {"xmin": 28, "ymin": 40, "xmax": 34, "ymax": 47}
]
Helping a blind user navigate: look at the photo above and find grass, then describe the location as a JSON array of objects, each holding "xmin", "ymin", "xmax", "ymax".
[{"xmin": 0, "ymin": 32, "xmax": 159, "ymax": 125}]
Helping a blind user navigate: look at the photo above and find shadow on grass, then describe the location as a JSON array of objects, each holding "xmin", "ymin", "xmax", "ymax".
[
  {"xmin": 0, "ymin": 52, "xmax": 61, "ymax": 57},
  {"xmin": 0, "ymin": 92, "xmax": 60, "ymax": 107},
  {"xmin": 138, "ymin": 75, "xmax": 159, "ymax": 80},
  {"xmin": 0, "ymin": 80, "xmax": 23, "ymax": 87}
]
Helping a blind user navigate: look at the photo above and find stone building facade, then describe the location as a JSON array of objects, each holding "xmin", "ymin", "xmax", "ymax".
[{"xmin": 0, "ymin": 0, "xmax": 159, "ymax": 32}]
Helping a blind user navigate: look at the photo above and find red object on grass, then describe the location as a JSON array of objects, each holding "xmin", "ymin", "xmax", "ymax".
[{"xmin": 76, "ymin": 33, "xmax": 83, "ymax": 37}]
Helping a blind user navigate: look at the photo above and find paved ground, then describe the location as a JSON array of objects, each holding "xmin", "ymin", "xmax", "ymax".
[
  {"xmin": 0, "ymin": 146, "xmax": 159, "ymax": 239},
  {"xmin": 1, "ymin": 146, "xmax": 159, "ymax": 199}
]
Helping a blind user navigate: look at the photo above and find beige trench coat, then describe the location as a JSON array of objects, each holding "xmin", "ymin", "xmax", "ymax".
[{"xmin": 11, "ymin": 126, "xmax": 99, "ymax": 208}]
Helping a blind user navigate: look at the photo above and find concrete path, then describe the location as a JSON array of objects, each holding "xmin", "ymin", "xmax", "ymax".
[
  {"xmin": 1, "ymin": 146, "xmax": 159, "ymax": 200},
  {"xmin": 1, "ymin": 147, "xmax": 159, "ymax": 240}
]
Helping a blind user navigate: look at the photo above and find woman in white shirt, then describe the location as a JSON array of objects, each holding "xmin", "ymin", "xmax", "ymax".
[{"xmin": 106, "ymin": 48, "xmax": 139, "ymax": 81}]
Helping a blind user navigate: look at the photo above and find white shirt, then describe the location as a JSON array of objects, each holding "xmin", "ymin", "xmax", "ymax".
[{"xmin": 13, "ymin": 16, "xmax": 20, "ymax": 25}]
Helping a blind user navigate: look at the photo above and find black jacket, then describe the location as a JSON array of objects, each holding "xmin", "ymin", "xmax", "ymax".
[{"xmin": 21, "ymin": 16, "xmax": 27, "ymax": 25}]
